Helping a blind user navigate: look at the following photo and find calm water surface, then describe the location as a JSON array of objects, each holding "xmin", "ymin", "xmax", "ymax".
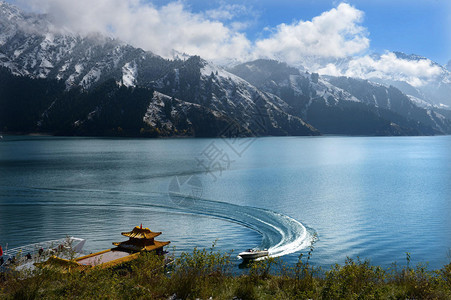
[{"xmin": 0, "ymin": 135, "xmax": 450, "ymax": 269}]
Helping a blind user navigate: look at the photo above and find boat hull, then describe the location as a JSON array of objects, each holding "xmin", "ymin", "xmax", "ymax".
[{"xmin": 238, "ymin": 250, "xmax": 269, "ymax": 260}]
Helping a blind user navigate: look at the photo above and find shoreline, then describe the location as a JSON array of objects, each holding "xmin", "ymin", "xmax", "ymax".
[
  {"xmin": 1, "ymin": 247, "xmax": 450, "ymax": 299},
  {"xmin": 1, "ymin": 131, "xmax": 448, "ymax": 139}
]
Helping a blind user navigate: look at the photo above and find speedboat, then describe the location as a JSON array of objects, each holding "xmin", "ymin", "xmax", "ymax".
[{"xmin": 238, "ymin": 249, "xmax": 269, "ymax": 260}]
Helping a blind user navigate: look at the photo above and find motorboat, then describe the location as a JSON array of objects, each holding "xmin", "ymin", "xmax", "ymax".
[{"xmin": 238, "ymin": 248, "xmax": 269, "ymax": 260}]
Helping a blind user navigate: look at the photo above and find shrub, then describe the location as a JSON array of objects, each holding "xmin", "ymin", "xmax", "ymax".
[{"xmin": 1, "ymin": 245, "xmax": 451, "ymax": 299}]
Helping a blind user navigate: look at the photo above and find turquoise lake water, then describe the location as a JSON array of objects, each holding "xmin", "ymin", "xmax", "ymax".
[{"xmin": 0, "ymin": 135, "xmax": 450, "ymax": 269}]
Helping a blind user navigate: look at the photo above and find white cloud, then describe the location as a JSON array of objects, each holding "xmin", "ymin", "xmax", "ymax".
[
  {"xmin": 17, "ymin": 0, "xmax": 369, "ymax": 64},
  {"xmin": 317, "ymin": 52, "xmax": 444, "ymax": 87},
  {"xmin": 21, "ymin": 0, "xmax": 252, "ymax": 61},
  {"xmin": 253, "ymin": 3, "xmax": 369, "ymax": 64},
  {"xmin": 204, "ymin": 4, "xmax": 248, "ymax": 21},
  {"xmin": 316, "ymin": 63, "xmax": 343, "ymax": 77}
]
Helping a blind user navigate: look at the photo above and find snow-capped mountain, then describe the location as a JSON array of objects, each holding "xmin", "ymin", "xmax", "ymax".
[
  {"xmin": 148, "ymin": 56, "xmax": 318, "ymax": 136},
  {"xmin": 323, "ymin": 51, "xmax": 451, "ymax": 108},
  {"xmin": 0, "ymin": 2, "xmax": 318, "ymax": 137},
  {"xmin": 229, "ymin": 59, "xmax": 451, "ymax": 135},
  {"xmin": 325, "ymin": 76, "xmax": 451, "ymax": 134},
  {"xmin": 379, "ymin": 53, "xmax": 451, "ymax": 109},
  {"xmin": 0, "ymin": 3, "xmax": 163, "ymax": 90},
  {"xmin": 1, "ymin": 2, "xmax": 450, "ymax": 136}
]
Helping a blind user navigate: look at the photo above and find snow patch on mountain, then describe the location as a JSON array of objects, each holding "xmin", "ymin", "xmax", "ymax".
[
  {"xmin": 81, "ymin": 68, "xmax": 102, "ymax": 88},
  {"xmin": 122, "ymin": 61, "xmax": 137, "ymax": 87},
  {"xmin": 407, "ymin": 95, "xmax": 433, "ymax": 109},
  {"xmin": 144, "ymin": 92, "xmax": 175, "ymax": 128},
  {"xmin": 201, "ymin": 61, "xmax": 243, "ymax": 83}
]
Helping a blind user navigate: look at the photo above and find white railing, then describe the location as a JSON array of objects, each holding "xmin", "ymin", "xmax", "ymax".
[{"xmin": 0, "ymin": 237, "xmax": 85, "ymax": 270}]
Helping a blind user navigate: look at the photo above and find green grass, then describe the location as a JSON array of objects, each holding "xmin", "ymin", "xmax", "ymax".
[{"xmin": 1, "ymin": 244, "xmax": 450, "ymax": 299}]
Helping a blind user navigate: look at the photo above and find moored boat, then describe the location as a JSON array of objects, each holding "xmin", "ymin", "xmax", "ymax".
[
  {"xmin": 0, "ymin": 237, "xmax": 86, "ymax": 272},
  {"xmin": 38, "ymin": 225, "xmax": 170, "ymax": 271}
]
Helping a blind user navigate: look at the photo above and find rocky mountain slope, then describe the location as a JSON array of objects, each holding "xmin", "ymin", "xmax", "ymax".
[
  {"xmin": 146, "ymin": 56, "xmax": 318, "ymax": 136},
  {"xmin": 1, "ymin": 2, "xmax": 450, "ymax": 137},
  {"xmin": 331, "ymin": 52, "xmax": 451, "ymax": 108},
  {"xmin": 0, "ymin": 2, "xmax": 318, "ymax": 137},
  {"xmin": 229, "ymin": 59, "xmax": 451, "ymax": 135}
]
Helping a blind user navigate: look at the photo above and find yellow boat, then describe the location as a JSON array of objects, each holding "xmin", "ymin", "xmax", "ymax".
[{"xmin": 38, "ymin": 225, "xmax": 170, "ymax": 271}]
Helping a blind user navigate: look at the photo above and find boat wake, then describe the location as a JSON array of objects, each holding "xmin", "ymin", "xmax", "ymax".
[
  {"xmin": 1, "ymin": 186, "xmax": 315, "ymax": 258},
  {"xmin": 165, "ymin": 193, "xmax": 314, "ymax": 258}
]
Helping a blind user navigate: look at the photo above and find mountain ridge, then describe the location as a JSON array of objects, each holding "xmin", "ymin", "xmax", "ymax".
[
  {"xmin": 229, "ymin": 59, "xmax": 451, "ymax": 135},
  {"xmin": 0, "ymin": 2, "xmax": 450, "ymax": 137}
]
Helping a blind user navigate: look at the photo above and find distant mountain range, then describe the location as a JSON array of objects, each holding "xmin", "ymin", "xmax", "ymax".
[
  {"xmin": 0, "ymin": 2, "xmax": 450, "ymax": 137},
  {"xmin": 344, "ymin": 52, "xmax": 451, "ymax": 109},
  {"xmin": 229, "ymin": 60, "xmax": 451, "ymax": 135}
]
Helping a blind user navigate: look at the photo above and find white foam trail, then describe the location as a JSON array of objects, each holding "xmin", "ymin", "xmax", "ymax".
[
  {"xmin": 153, "ymin": 193, "xmax": 315, "ymax": 258},
  {"xmin": 3, "ymin": 186, "xmax": 315, "ymax": 258},
  {"xmin": 264, "ymin": 212, "xmax": 311, "ymax": 257}
]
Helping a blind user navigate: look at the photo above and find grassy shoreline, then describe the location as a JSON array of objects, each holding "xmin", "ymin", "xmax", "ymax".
[{"xmin": 1, "ymin": 246, "xmax": 450, "ymax": 299}]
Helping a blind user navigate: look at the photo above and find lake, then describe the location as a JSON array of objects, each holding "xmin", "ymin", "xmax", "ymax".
[{"xmin": 0, "ymin": 135, "xmax": 450, "ymax": 270}]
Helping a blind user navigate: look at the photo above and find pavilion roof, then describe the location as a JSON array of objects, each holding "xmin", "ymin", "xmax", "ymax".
[
  {"xmin": 113, "ymin": 239, "xmax": 170, "ymax": 252},
  {"xmin": 121, "ymin": 226, "xmax": 162, "ymax": 239}
]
